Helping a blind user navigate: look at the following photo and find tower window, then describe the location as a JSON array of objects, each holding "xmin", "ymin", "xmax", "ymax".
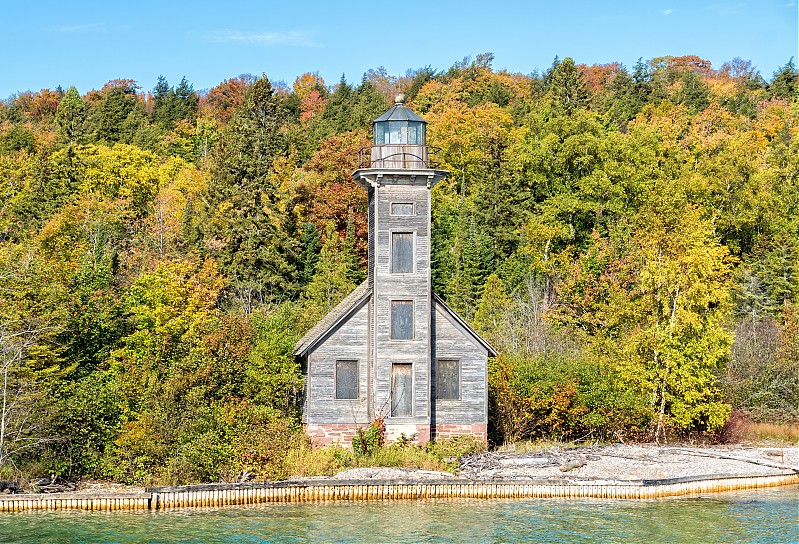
[
  {"xmin": 390, "ymin": 300, "xmax": 414, "ymax": 340},
  {"xmin": 391, "ymin": 202, "xmax": 414, "ymax": 216},
  {"xmin": 391, "ymin": 232, "xmax": 414, "ymax": 273},
  {"xmin": 335, "ymin": 360, "xmax": 358, "ymax": 399}
]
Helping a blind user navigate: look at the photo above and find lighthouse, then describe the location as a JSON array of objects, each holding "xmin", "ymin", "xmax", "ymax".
[{"xmin": 294, "ymin": 95, "xmax": 496, "ymax": 445}]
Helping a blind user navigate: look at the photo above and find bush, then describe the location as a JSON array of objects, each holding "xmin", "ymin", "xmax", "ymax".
[
  {"xmin": 488, "ymin": 354, "xmax": 651, "ymax": 445},
  {"xmin": 352, "ymin": 418, "xmax": 385, "ymax": 456}
]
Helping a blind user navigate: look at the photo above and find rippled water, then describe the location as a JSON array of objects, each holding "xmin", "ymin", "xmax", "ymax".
[{"xmin": 1, "ymin": 486, "xmax": 796, "ymax": 544}]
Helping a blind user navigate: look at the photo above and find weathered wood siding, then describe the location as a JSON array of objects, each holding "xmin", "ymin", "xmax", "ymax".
[
  {"xmin": 367, "ymin": 186, "xmax": 375, "ymax": 288},
  {"xmin": 431, "ymin": 303, "xmax": 488, "ymax": 424},
  {"xmin": 305, "ymin": 300, "xmax": 371, "ymax": 425},
  {"xmin": 370, "ymin": 144, "xmax": 428, "ymax": 169},
  {"xmin": 372, "ymin": 181, "xmax": 432, "ymax": 425}
]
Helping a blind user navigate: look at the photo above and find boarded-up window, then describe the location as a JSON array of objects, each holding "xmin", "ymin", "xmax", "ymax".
[
  {"xmin": 335, "ymin": 360, "xmax": 358, "ymax": 399},
  {"xmin": 436, "ymin": 359, "xmax": 460, "ymax": 400},
  {"xmin": 391, "ymin": 363, "xmax": 413, "ymax": 417},
  {"xmin": 391, "ymin": 232, "xmax": 413, "ymax": 273},
  {"xmin": 391, "ymin": 202, "xmax": 414, "ymax": 216},
  {"xmin": 390, "ymin": 300, "xmax": 414, "ymax": 340}
]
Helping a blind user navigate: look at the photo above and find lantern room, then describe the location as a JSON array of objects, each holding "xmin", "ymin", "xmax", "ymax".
[
  {"xmin": 373, "ymin": 93, "xmax": 427, "ymax": 145},
  {"xmin": 361, "ymin": 94, "xmax": 440, "ymax": 170}
]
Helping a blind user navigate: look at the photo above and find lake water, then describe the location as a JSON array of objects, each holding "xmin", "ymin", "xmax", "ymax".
[{"xmin": 1, "ymin": 486, "xmax": 796, "ymax": 544}]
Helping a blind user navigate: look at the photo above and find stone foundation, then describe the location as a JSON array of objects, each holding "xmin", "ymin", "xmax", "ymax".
[
  {"xmin": 307, "ymin": 422, "xmax": 487, "ymax": 447},
  {"xmin": 432, "ymin": 423, "xmax": 487, "ymax": 442},
  {"xmin": 305, "ymin": 423, "xmax": 363, "ymax": 447}
]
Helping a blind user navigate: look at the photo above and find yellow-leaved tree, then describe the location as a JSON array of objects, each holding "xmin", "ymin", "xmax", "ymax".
[{"xmin": 621, "ymin": 204, "xmax": 735, "ymax": 441}]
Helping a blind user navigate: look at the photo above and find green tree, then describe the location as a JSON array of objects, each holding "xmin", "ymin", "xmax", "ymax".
[
  {"xmin": 299, "ymin": 226, "xmax": 359, "ymax": 330},
  {"xmin": 546, "ymin": 57, "xmax": 589, "ymax": 116},
  {"xmin": 769, "ymin": 58, "xmax": 798, "ymax": 100},
  {"xmin": 89, "ymin": 80, "xmax": 147, "ymax": 145},
  {"xmin": 55, "ymin": 87, "xmax": 87, "ymax": 146},
  {"xmin": 152, "ymin": 76, "xmax": 199, "ymax": 130},
  {"xmin": 675, "ymin": 70, "xmax": 710, "ymax": 113},
  {"xmin": 557, "ymin": 204, "xmax": 734, "ymax": 439},
  {"xmin": 473, "ymin": 274, "xmax": 511, "ymax": 349},
  {"xmin": 297, "ymin": 222, "xmax": 321, "ymax": 289},
  {"xmin": 201, "ymin": 76, "xmax": 297, "ymax": 310}
]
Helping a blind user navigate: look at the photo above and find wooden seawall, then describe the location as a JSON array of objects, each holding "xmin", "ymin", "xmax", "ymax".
[{"xmin": 1, "ymin": 472, "xmax": 797, "ymax": 512}]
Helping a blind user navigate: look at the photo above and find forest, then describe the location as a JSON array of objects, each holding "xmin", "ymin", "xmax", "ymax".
[{"xmin": 0, "ymin": 53, "xmax": 797, "ymax": 485}]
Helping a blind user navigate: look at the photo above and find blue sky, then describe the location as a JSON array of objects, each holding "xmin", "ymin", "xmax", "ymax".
[{"xmin": 1, "ymin": 0, "xmax": 796, "ymax": 98}]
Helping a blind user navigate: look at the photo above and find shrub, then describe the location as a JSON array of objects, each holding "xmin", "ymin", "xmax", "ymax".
[
  {"xmin": 352, "ymin": 418, "xmax": 385, "ymax": 456},
  {"xmin": 488, "ymin": 353, "xmax": 650, "ymax": 445}
]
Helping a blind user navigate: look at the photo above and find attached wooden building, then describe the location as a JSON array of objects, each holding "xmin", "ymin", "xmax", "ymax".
[{"xmin": 294, "ymin": 96, "xmax": 496, "ymax": 445}]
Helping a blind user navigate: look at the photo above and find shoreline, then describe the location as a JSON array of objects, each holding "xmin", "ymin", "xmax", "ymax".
[{"xmin": 2, "ymin": 445, "xmax": 797, "ymax": 511}]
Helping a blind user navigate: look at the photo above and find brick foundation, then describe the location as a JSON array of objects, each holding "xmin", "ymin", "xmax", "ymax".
[
  {"xmin": 306, "ymin": 422, "xmax": 487, "ymax": 447},
  {"xmin": 305, "ymin": 423, "xmax": 363, "ymax": 447},
  {"xmin": 432, "ymin": 423, "xmax": 487, "ymax": 442}
]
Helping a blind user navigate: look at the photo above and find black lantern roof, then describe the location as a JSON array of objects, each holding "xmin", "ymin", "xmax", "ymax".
[
  {"xmin": 373, "ymin": 94, "xmax": 427, "ymax": 146},
  {"xmin": 373, "ymin": 94, "xmax": 427, "ymax": 124}
]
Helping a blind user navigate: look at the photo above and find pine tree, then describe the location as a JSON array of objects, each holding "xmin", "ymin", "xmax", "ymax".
[
  {"xmin": 473, "ymin": 274, "xmax": 511, "ymax": 350},
  {"xmin": 55, "ymin": 87, "xmax": 86, "ymax": 146},
  {"xmin": 202, "ymin": 76, "xmax": 296, "ymax": 310},
  {"xmin": 770, "ymin": 58, "xmax": 798, "ymax": 101},
  {"xmin": 298, "ymin": 222, "xmax": 321, "ymax": 289},
  {"xmin": 547, "ymin": 57, "xmax": 589, "ymax": 116},
  {"xmin": 300, "ymin": 226, "xmax": 358, "ymax": 330}
]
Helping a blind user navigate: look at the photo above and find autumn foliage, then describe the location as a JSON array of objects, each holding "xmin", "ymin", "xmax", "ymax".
[{"xmin": 0, "ymin": 53, "xmax": 797, "ymax": 483}]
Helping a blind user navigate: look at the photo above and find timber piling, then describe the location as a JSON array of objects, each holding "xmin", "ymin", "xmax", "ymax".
[{"xmin": 0, "ymin": 472, "xmax": 796, "ymax": 512}]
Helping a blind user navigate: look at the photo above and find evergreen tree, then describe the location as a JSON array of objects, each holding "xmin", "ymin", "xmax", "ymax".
[
  {"xmin": 318, "ymin": 76, "xmax": 387, "ymax": 137},
  {"xmin": 473, "ymin": 274, "xmax": 512, "ymax": 349},
  {"xmin": 547, "ymin": 57, "xmax": 589, "ymax": 115},
  {"xmin": 55, "ymin": 87, "xmax": 87, "ymax": 146},
  {"xmin": 202, "ymin": 76, "xmax": 296, "ymax": 310},
  {"xmin": 297, "ymin": 222, "xmax": 321, "ymax": 289},
  {"xmin": 152, "ymin": 76, "xmax": 199, "ymax": 130},
  {"xmin": 90, "ymin": 81, "xmax": 145, "ymax": 144},
  {"xmin": 600, "ymin": 67, "xmax": 644, "ymax": 130},
  {"xmin": 446, "ymin": 209, "xmax": 495, "ymax": 319},
  {"xmin": 675, "ymin": 70, "xmax": 710, "ymax": 113},
  {"xmin": 769, "ymin": 58, "xmax": 798, "ymax": 100},
  {"xmin": 299, "ymin": 226, "xmax": 358, "ymax": 330}
]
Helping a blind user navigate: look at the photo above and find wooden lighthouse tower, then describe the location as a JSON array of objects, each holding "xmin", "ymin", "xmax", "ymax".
[{"xmin": 294, "ymin": 95, "xmax": 496, "ymax": 445}]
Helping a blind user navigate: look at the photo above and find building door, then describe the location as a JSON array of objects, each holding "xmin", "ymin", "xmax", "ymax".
[{"xmin": 391, "ymin": 363, "xmax": 412, "ymax": 417}]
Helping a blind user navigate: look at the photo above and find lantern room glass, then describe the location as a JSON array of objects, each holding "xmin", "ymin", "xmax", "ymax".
[{"xmin": 374, "ymin": 120, "xmax": 425, "ymax": 145}]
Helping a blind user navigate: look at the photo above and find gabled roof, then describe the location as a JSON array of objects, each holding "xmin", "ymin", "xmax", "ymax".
[
  {"xmin": 432, "ymin": 292, "xmax": 498, "ymax": 357},
  {"xmin": 293, "ymin": 282, "xmax": 498, "ymax": 359},
  {"xmin": 293, "ymin": 281, "xmax": 372, "ymax": 357}
]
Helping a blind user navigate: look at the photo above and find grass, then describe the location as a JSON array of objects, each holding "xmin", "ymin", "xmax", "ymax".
[
  {"xmin": 742, "ymin": 421, "xmax": 799, "ymax": 444},
  {"xmin": 282, "ymin": 435, "xmax": 486, "ymax": 478}
]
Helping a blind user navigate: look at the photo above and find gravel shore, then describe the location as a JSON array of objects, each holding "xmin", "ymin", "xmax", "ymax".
[
  {"xmin": 66, "ymin": 444, "xmax": 798, "ymax": 493},
  {"xmin": 334, "ymin": 444, "xmax": 799, "ymax": 483}
]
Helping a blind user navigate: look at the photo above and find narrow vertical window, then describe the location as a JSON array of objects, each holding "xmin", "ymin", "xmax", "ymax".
[
  {"xmin": 391, "ymin": 232, "xmax": 413, "ymax": 273},
  {"xmin": 390, "ymin": 300, "xmax": 414, "ymax": 340},
  {"xmin": 436, "ymin": 359, "xmax": 460, "ymax": 400},
  {"xmin": 335, "ymin": 360, "xmax": 358, "ymax": 399},
  {"xmin": 391, "ymin": 363, "xmax": 413, "ymax": 417}
]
